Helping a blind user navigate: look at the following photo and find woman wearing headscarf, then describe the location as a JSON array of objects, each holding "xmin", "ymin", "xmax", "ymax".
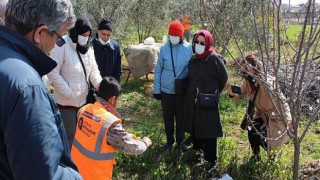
[
  {"xmin": 48, "ymin": 16, "xmax": 102, "ymax": 149},
  {"xmin": 184, "ymin": 30, "xmax": 228, "ymax": 173},
  {"xmin": 153, "ymin": 20, "xmax": 193, "ymax": 151}
]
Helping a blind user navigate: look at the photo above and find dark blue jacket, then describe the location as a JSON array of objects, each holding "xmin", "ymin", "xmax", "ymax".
[
  {"xmin": 0, "ymin": 26, "xmax": 82, "ymax": 179},
  {"xmin": 92, "ymin": 38, "xmax": 122, "ymax": 82}
]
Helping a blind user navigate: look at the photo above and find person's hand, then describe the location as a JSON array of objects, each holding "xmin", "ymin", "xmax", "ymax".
[
  {"xmin": 153, "ymin": 93, "xmax": 161, "ymax": 101},
  {"xmin": 228, "ymin": 86, "xmax": 236, "ymax": 98},
  {"xmin": 142, "ymin": 137, "xmax": 152, "ymax": 147}
]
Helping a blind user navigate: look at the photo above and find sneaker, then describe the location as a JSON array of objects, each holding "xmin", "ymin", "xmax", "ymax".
[
  {"xmin": 206, "ymin": 162, "xmax": 216, "ymax": 173},
  {"xmin": 177, "ymin": 143, "xmax": 188, "ymax": 152},
  {"xmin": 161, "ymin": 143, "xmax": 173, "ymax": 151}
]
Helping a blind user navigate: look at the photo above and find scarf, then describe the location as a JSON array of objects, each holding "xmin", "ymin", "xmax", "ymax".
[{"xmin": 193, "ymin": 30, "xmax": 216, "ymax": 59}]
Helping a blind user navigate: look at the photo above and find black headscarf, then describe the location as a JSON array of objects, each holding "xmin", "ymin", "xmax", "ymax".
[{"xmin": 69, "ymin": 16, "xmax": 92, "ymax": 54}]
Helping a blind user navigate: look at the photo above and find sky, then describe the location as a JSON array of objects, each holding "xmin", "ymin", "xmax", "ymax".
[{"xmin": 282, "ymin": 0, "xmax": 320, "ymax": 5}]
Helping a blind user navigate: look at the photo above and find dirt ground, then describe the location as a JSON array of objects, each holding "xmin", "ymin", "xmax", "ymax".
[{"xmin": 300, "ymin": 160, "xmax": 320, "ymax": 179}]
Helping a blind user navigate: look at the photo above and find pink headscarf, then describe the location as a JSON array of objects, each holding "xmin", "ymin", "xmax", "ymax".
[{"xmin": 193, "ymin": 30, "xmax": 216, "ymax": 59}]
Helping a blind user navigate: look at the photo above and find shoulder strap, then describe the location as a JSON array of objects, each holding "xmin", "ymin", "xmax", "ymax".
[
  {"xmin": 77, "ymin": 51, "xmax": 90, "ymax": 88},
  {"xmin": 169, "ymin": 42, "xmax": 176, "ymax": 78},
  {"xmin": 252, "ymin": 84, "xmax": 260, "ymax": 104},
  {"xmin": 246, "ymin": 84, "xmax": 260, "ymax": 119}
]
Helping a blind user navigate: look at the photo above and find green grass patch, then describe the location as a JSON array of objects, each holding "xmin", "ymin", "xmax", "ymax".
[{"xmin": 112, "ymin": 75, "xmax": 320, "ymax": 179}]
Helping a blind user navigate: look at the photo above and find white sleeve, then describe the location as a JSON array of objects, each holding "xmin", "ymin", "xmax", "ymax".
[{"xmin": 47, "ymin": 45, "xmax": 73, "ymax": 98}]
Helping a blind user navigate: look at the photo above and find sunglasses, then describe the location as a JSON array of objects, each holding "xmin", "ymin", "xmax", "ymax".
[
  {"xmin": 53, "ymin": 31, "xmax": 66, "ymax": 47},
  {"xmin": 195, "ymin": 40, "xmax": 205, "ymax": 46}
]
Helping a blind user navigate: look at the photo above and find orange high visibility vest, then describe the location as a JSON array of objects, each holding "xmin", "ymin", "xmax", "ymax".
[{"xmin": 71, "ymin": 102, "xmax": 121, "ymax": 180}]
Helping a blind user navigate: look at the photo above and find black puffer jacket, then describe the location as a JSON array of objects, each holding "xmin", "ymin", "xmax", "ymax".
[{"xmin": 184, "ymin": 53, "xmax": 228, "ymax": 139}]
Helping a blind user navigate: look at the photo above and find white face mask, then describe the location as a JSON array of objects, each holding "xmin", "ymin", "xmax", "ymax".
[
  {"xmin": 169, "ymin": 36, "xmax": 180, "ymax": 45},
  {"xmin": 78, "ymin": 35, "xmax": 89, "ymax": 46},
  {"xmin": 195, "ymin": 43, "xmax": 205, "ymax": 55},
  {"xmin": 99, "ymin": 38, "xmax": 109, "ymax": 45}
]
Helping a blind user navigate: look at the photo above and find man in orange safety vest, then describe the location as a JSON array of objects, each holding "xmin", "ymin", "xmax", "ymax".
[{"xmin": 71, "ymin": 76, "xmax": 152, "ymax": 180}]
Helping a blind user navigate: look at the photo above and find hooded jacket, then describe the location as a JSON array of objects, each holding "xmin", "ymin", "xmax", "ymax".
[
  {"xmin": 0, "ymin": 26, "xmax": 81, "ymax": 179},
  {"xmin": 153, "ymin": 41, "xmax": 193, "ymax": 94}
]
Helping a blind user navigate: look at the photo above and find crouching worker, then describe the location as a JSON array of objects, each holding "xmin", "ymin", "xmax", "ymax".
[{"xmin": 71, "ymin": 76, "xmax": 152, "ymax": 180}]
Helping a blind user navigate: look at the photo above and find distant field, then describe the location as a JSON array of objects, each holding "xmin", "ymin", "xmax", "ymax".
[
  {"xmin": 286, "ymin": 25, "xmax": 302, "ymax": 38},
  {"xmin": 285, "ymin": 24, "xmax": 313, "ymax": 40}
]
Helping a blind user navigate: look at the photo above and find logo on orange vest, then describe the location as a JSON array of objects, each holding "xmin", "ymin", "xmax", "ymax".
[
  {"xmin": 79, "ymin": 119, "xmax": 97, "ymax": 137},
  {"xmin": 78, "ymin": 117, "xmax": 83, "ymax": 130}
]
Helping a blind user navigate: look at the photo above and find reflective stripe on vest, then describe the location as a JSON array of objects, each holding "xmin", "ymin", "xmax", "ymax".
[{"xmin": 73, "ymin": 115, "xmax": 119, "ymax": 160}]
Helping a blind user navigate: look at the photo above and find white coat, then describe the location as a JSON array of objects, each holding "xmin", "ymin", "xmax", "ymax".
[{"xmin": 48, "ymin": 36, "xmax": 102, "ymax": 107}]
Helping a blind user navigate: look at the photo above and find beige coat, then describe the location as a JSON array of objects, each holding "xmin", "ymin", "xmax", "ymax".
[{"xmin": 232, "ymin": 76, "xmax": 291, "ymax": 152}]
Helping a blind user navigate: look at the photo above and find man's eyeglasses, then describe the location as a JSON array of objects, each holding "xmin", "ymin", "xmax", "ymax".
[
  {"xmin": 53, "ymin": 31, "xmax": 66, "ymax": 47},
  {"xmin": 195, "ymin": 41, "xmax": 205, "ymax": 46}
]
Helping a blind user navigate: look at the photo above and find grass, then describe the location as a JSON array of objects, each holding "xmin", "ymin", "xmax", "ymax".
[
  {"xmin": 110, "ymin": 73, "xmax": 320, "ymax": 179},
  {"xmin": 109, "ymin": 24, "xmax": 320, "ymax": 179},
  {"xmin": 285, "ymin": 24, "xmax": 303, "ymax": 40}
]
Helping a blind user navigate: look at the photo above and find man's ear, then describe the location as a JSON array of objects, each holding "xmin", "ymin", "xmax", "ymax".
[{"xmin": 33, "ymin": 25, "xmax": 48, "ymax": 44}]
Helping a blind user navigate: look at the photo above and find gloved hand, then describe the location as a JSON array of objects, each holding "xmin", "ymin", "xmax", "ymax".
[{"xmin": 153, "ymin": 93, "xmax": 161, "ymax": 101}]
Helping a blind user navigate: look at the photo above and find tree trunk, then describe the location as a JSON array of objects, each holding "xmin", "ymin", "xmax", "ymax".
[{"xmin": 293, "ymin": 136, "xmax": 300, "ymax": 180}]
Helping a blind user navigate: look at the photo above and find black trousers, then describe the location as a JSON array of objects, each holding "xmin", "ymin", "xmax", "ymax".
[
  {"xmin": 161, "ymin": 92, "xmax": 185, "ymax": 145},
  {"xmin": 247, "ymin": 117, "xmax": 267, "ymax": 155},
  {"xmin": 193, "ymin": 137, "xmax": 217, "ymax": 164}
]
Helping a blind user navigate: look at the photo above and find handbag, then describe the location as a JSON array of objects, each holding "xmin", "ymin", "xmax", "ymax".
[
  {"xmin": 194, "ymin": 54, "xmax": 223, "ymax": 109},
  {"xmin": 170, "ymin": 42, "xmax": 188, "ymax": 95},
  {"xmin": 195, "ymin": 88, "xmax": 218, "ymax": 108},
  {"xmin": 77, "ymin": 51, "xmax": 96, "ymax": 104},
  {"xmin": 86, "ymin": 83, "xmax": 96, "ymax": 104},
  {"xmin": 174, "ymin": 78, "xmax": 188, "ymax": 95},
  {"xmin": 240, "ymin": 85, "xmax": 260, "ymax": 130}
]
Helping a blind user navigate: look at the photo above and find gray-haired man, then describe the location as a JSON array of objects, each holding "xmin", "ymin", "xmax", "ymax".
[{"xmin": 0, "ymin": 0, "xmax": 82, "ymax": 179}]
